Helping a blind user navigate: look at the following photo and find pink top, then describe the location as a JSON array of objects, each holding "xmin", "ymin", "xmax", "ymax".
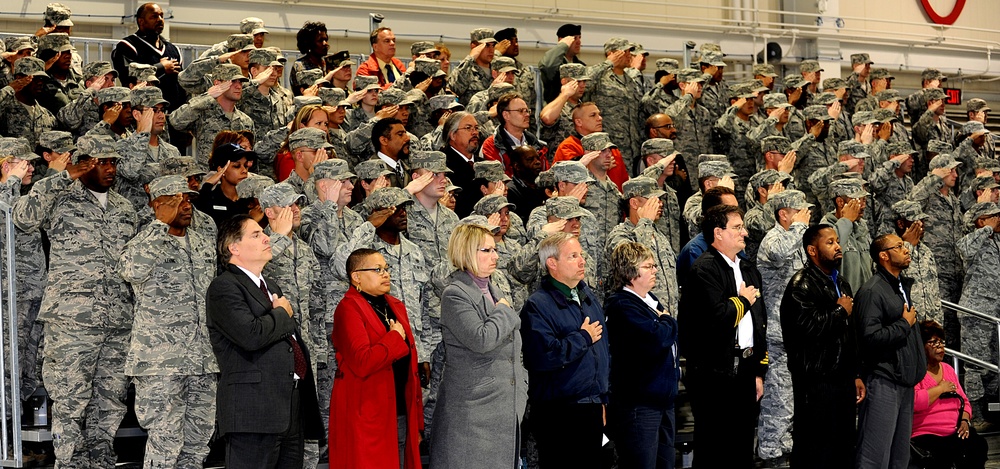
[{"xmin": 912, "ymin": 362, "xmax": 971, "ymax": 437}]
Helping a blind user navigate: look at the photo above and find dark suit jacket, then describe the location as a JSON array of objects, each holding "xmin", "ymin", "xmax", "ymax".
[
  {"xmin": 206, "ymin": 263, "xmax": 323, "ymax": 439},
  {"xmin": 444, "ymin": 146, "xmax": 480, "ymax": 218}
]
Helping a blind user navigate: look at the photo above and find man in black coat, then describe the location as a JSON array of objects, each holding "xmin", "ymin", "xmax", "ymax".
[
  {"xmin": 442, "ymin": 111, "xmax": 482, "ymax": 217},
  {"xmin": 781, "ymin": 224, "xmax": 865, "ymax": 469},
  {"xmin": 207, "ymin": 214, "xmax": 323, "ymax": 468},
  {"xmin": 110, "ymin": 3, "xmax": 184, "ymax": 112},
  {"xmin": 678, "ymin": 204, "xmax": 766, "ymax": 468}
]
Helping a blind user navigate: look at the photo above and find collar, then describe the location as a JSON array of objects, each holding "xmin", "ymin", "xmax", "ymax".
[
  {"xmin": 450, "ymin": 146, "xmax": 474, "ymax": 164},
  {"xmin": 503, "ymin": 128, "xmax": 527, "ymax": 146},
  {"xmin": 234, "ymin": 264, "xmax": 266, "ymax": 290},
  {"xmin": 376, "ymin": 57, "xmax": 398, "ymax": 72},
  {"xmin": 377, "ymin": 151, "xmax": 398, "ymax": 168},
  {"xmin": 623, "ymin": 286, "xmax": 659, "ymax": 311},
  {"xmin": 720, "ymin": 249, "xmax": 741, "ymax": 267},
  {"xmin": 548, "ymin": 276, "xmax": 578, "ymax": 300}
]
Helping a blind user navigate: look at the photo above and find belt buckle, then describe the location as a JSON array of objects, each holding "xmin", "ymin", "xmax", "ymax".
[{"xmin": 742, "ymin": 347, "xmax": 753, "ymax": 359}]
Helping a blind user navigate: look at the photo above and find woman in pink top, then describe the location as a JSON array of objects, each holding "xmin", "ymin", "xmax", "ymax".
[{"xmin": 911, "ymin": 320, "xmax": 987, "ymax": 468}]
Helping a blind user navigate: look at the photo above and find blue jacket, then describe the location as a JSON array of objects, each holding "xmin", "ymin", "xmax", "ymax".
[
  {"xmin": 605, "ymin": 290, "xmax": 679, "ymax": 407},
  {"xmin": 520, "ymin": 277, "xmax": 610, "ymax": 404}
]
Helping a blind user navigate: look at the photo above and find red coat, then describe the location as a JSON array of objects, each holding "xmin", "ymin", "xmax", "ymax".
[
  {"xmin": 329, "ymin": 286, "xmax": 424, "ymax": 469},
  {"xmin": 356, "ymin": 54, "xmax": 406, "ymax": 90},
  {"xmin": 553, "ymin": 135, "xmax": 628, "ymax": 191}
]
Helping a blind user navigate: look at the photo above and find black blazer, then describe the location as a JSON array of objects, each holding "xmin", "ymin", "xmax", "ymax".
[
  {"xmin": 444, "ymin": 146, "xmax": 480, "ymax": 218},
  {"xmin": 206, "ymin": 263, "xmax": 323, "ymax": 439}
]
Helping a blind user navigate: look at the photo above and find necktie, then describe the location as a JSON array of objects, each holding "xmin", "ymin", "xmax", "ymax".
[
  {"xmin": 385, "ymin": 64, "xmax": 396, "ymax": 83},
  {"xmin": 260, "ymin": 280, "xmax": 308, "ymax": 379},
  {"xmin": 831, "ymin": 270, "xmax": 842, "ymax": 297}
]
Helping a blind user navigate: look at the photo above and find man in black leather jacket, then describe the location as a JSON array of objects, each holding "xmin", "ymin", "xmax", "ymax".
[{"xmin": 781, "ymin": 224, "xmax": 865, "ymax": 469}]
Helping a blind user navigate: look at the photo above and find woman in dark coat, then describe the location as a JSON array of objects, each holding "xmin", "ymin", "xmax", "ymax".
[
  {"xmin": 430, "ymin": 223, "xmax": 528, "ymax": 468},
  {"xmin": 605, "ymin": 241, "xmax": 680, "ymax": 469}
]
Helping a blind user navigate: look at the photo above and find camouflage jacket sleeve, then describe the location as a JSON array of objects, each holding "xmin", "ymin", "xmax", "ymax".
[
  {"xmin": 807, "ymin": 161, "xmax": 851, "ymax": 196},
  {"xmin": 115, "ymin": 132, "xmax": 162, "ymax": 184},
  {"xmin": 957, "ymin": 226, "xmax": 994, "ymax": 270},
  {"xmin": 299, "ymin": 200, "xmax": 342, "ymax": 258},
  {"xmin": 268, "ymin": 232, "xmax": 294, "ymax": 259},
  {"xmin": 757, "ymin": 222, "xmax": 808, "ymax": 264},
  {"xmin": 56, "ymin": 88, "xmax": 96, "ymax": 131},
  {"xmin": 912, "ymin": 110, "xmax": 939, "ymax": 147},
  {"xmin": 168, "ymin": 94, "xmax": 215, "ymax": 132},
  {"xmin": 0, "ymin": 175, "xmax": 21, "ymax": 207},
  {"xmin": 605, "ymin": 221, "xmax": 638, "ymax": 261},
  {"xmin": 868, "ymin": 158, "xmax": 903, "ymax": 193},
  {"xmin": 118, "ymin": 219, "xmax": 173, "ymax": 285},
  {"xmin": 580, "ymin": 61, "xmax": 614, "ymax": 102},
  {"xmin": 664, "ymin": 93, "xmax": 694, "ymax": 119},
  {"xmin": 747, "ymin": 116, "xmax": 780, "ymax": 142},
  {"xmin": 448, "ymin": 56, "xmax": 482, "ymax": 101},
  {"xmin": 256, "ymin": 126, "xmax": 289, "ymax": 167},
  {"xmin": 12, "ymin": 170, "xmax": 72, "ymax": 232},
  {"xmin": 346, "ymin": 118, "xmax": 379, "ymax": 161},
  {"xmin": 908, "ymin": 173, "xmax": 944, "ymax": 202},
  {"xmin": 682, "ymin": 196, "xmax": 702, "ymax": 233},
  {"xmin": 333, "ymin": 220, "xmax": 377, "ymax": 280}
]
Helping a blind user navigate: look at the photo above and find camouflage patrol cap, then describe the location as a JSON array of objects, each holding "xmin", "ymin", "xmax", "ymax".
[
  {"xmin": 74, "ymin": 135, "xmax": 119, "ymax": 161},
  {"xmin": 873, "ymin": 108, "xmax": 894, "ymax": 124},
  {"xmin": 699, "ymin": 43, "xmax": 722, "ymax": 54},
  {"xmin": 851, "ymin": 53, "xmax": 873, "ymax": 65},
  {"xmin": 641, "ymin": 138, "xmax": 676, "ymax": 157},
  {"xmin": 473, "ymin": 194, "xmax": 515, "ymax": 216},
  {"xmin": 546, "ymin": 196, "xmax": 591, "ymax": 220},
  {"xmin": 259, "ymin": 182, "xmax": 307, "ymax": 209},
  {"xmin": 891, "ymin": 199, "xmax": 929, "ymax": 222},
  {"xmin": 869, "ymin": 68, "xmax": 894, "ymax": 80},
  {"xmin": 288, "ymin": 127, "xmax": 332, "ymax": 151},
  {"xmin": 311, "ymin": 158, "xmax": 356, "ymax": 181},
  {"xmin": 803, "ymin": 105, "xmax": 833, "ymax": 121},
  {"xmin": 38, "ymin": 130, "xmax": 75, "ymax": 153},
  {"xmin": 378, "ymin": 87, "xmax": 417, "ymax": 107},
  {"xmin": 633, "ymin": 44, "xmax": 649, "ymax": 57},
  {"xmin": 249, "ymin": 48, "xmax": 282, "ymax": 67},
  {"xmin": 213, "ymin": 63, "xmax": 250, "ymax": 83},
  {"xmin": 622, "ymin": 176, "xmax": 666, "ymax": 200},
  {"xmin": 96, "ymin": 86, "xmax": 131, "ymax": 105},
  {"xmin": 928, "ymin": 153, "xmax": 961, "ymax": 170},
  {"xmin": 813, "ymin": 92, "xmax": 838, "ymax": 106},
  {"xmin": 458, "ymin": 214, "xmax": 500, "ymax": 234},
  {"xmin": 318, "ymin": 87, "xmax": 348, "ymax": 107},
  {"xmin": 491, "ymin": 56, "xmax": 519, "ymax": 74},
  {"xmin": 292, "ymin": 96, "xmax": 323, "ymax": 117},
  {"xmin": 410, "ymin": 151, "xmax": 452, "ymax": 173},
  {"xmin": 799, "ymin": 60, "xmax": 823, "ymax": 73},
  {"xmin": 963, "ymin": 120, "xmax": 990, "ymax": 136},
  {"xmin": 677, "ymin": 68, "xmax": 708, "ymax": 84},
  {"xmin": 44, "ymin": 3, "xmax": 74, "ymax": 27},
  {"xmin": 875, "ymin": 89, "xmax": 903, "ymax": 102},
  {"xmin": 414, "ymin": 58, "xmax": 446, "ymax": 78},
  {"xmin": 128, "ymin": 63, "xmax": 159, "ymax": 83},
  {"xmin": 753, "ymin": 63, "xmax": 777, "ymax": 77},
  {"xmin": 149, "ymin": 175, "xmax": 197, "ymax": 199},
  {"xmin": 749, "ymin": 169, "xmax": 790, "ymax": 191},
  {"xmin": 474, "ymin": 160, "xmax": 510, "ymax": 182},
  {"xmin": 487, "ymin": 83, "xmax": 515, "ymax": 104},
  {"xmin": 178, "ymin": 57, "xmax": 217, "ymax": 95},
  {"xmin": 970, "ymin": 175, "xmax": 999, "ymax": 193},
  {"xmin": 0, "ymin": 138, "xmax": 41, "ymax": 161},
  {"xmin": 445, "ymin": 178, "xmax": 462, "ymax": 194},
  {"xmin": 977, "ymin": 157, "xmax": 1000, "ymax": 173},
  {"xmin": 14, "ymin": 57, "xmax": 47, "ymax": 78},
  {"xmin": 924, "ymin": 88, "xmax": 947, "ymax": 101},
  {"xmin": 83, "ymin": 61, "xmax": 116, "ymax": 80},
  {"xmin": 470, "ymin": 28, "xmax": 496, "ymax": 44},
  {"xmin": 770, "ymin": 189, "xmax": 812, "ymax": 211},
  {"xmin": 551, "ymin": 161, "xmax": 595, "ymax": 184},
  {"xmin": 582, "ymin": 132, "xmax": 617, "ymax": 152},
  {"xmin": 763, "ymin": 93, "xmax": 792, "ymax": 109},
  {"xmin": 240, "ymin": 17, "xmax": 268, "ymax": 35},
  {"xmin": 131, "ymin": 86, "xmax": 169, "ymax": 108},
  {"xmin": 855, "ymin": 97, "xmax": 878, "ymax": 113},
  {"xmin": 559, "ymin": 63, "xmax": 589, "ymax": 81},
  {"xmin": 354, "ymin": 159, "xmax": 394, "ymax": 180},
  {"xmin": 701, "ymin": 154, "xmax": 729, "ymax": 164},
  {"xmin": 749, "ymin": 79, "xmax": 769, "ymax": 93},
  {"xmin": 968, "ymin": 98, "xmax": 991, "ymax": 112},
  {"xmin": 354, "ymin": 75, "xmax": 381, "ymax": 91},
  {"xmin": 783, "ymin": 74, "xmax": 808, "ymax": 89},
  {"xmin": 838, "ymin": 140, "xmax": 868, "ymax": 158},
  {"xmin": 429, "ymin": 94, "xmax": 464, "ymax": 113},
  {"xmin": 760, "ymin": 136, "xmax": 791, "ymax": 154},
  {"xmin": 886, "ymin": 141, "xmax": 917, "ymax": 156},
  {"xmin": 411, "ymin": 41, "xmax": 437, "ymax": 57},
  {"xmin": 656, "ymin": 58, "xmax": 680, "ymax": 73},
  {"xmin": 927, "ymin": 140, "xmax": 954, "ymax": 155},
  {"xmin": 235, "ymin": 173, "xmax": 275, "ymax": 199},
  {"xmin": 964, "ymin": 202, "xmax": 1000, "ymax": 227},
  {"xmin": 38, "ymin": 33, "xmax": 73, "ymax": 53},
  {"xmin": 367, "ymin": 187, "xmax": 414, "ymax": 210},
  {"xmin": 296, "ymin": 68, "xmax": 324, "ymax": 87},
  {"xmin": 921, "ymin": 68, "xmax": 946, "ymax": 81},
  {"xmin": 698, "ymin": 160, "xmax": 736, "ymax": 179},
  {"xmin": 822, "ymin": 78, "xmax": 847, "ymax": 90},
  {"xmin": 829, "ymin": 178, "xmax": 869, "ymax": 199},
  {"xmin": 8, "ymin": 37, "xmax": 35, "ymax": 53},
  {"xmin": 266, "ymin": 46, "xmax": 287, "ymax": 63},
  {"xmin": 700, "ymin": 51, "xmax": 727, "ymax": 67},
  {"xmin": 603, "ymin": 37, "xmax": 634, "ymax": 54},
  {"xmin": 226, "ymin": 34, "xmax": 255, "ymax": 52},
  {"xmin": 850, "ymin": 111, "xmax": 876, "ymax": 126},
  {"xmin": 160, "ymin": 156, "xmax": 205, "ymax": 177},
  {"xmin": 728, "ymin": 82, "xmax": 756, "ymax": 99}
]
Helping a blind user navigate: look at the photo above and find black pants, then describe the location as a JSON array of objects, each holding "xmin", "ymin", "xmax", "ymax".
[
  {"xmin": 911, "ymin": 431, "xmax": 988, "ymax": 469},
  {"xmin": 686, "ymin": 361, "xmax": 757, "ymax": 469},
  {"xmin": 531, "ymin": 401, "xmax": 605, "ymax": 469},
  {"xmin": 225, "ymin": 386, "xmax": 303, "ymax": 469},
  {"xmin": 791, "ymin": 377, "xmax": 857, "ymax": 468}
]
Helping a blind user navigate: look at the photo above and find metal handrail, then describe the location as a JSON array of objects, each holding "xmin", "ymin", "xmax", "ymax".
[
  {"xmin": 942, "ymin": 300, "xmax": 1000, "ymax": 326},
  {"xmin": 941, "ymin": 301, "xmax": 1000, "ymax": 407}
]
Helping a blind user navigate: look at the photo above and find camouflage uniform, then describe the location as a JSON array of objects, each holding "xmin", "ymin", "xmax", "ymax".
[
  {"xmin": 640, "ymin": 147, "xmax": 683, "ymax": 253},
  {"xmin": 640, "ymin": 59, "xmax": 680, "ymax": 120},
  {"xmin": 909, "ymin": 160, "xmax": 964, "ymax": 304},
  {"xmin": 892, "ymin": 200, "xmax": 942, "ymax": 326},
  {"xmin": 957, "ymin": 204, "xmax": 1000, "ymax": 400},
  {"xmin": 449, "ymin": 29, "xmax": 497, "ymax": 105},
  {"xmin": 820, "ymin": 179, "xmax": 873, "ymax": 293},
  {"xmin": 912, "ymin": 88, "xmax": 958, "ymax": 177},
  {"xmin": 699, "ymin": 52, "xmax": 730, "ymax": 122},
  {"xmin": 714, "ymin": 85, "xmax": 764, "ymax": 204},
  {"xmin": 790, "ymin": 108, "xmax": 839, "ymax": 212},
  {"xmin": 238, "ymin": 51, "xmax": 291, "ymax": 163},
  {"xmin": 168, "ymin": 64, "xmax": 254, "ymax": 166},
  {"xmin": 744, "ymin": 170, "xmax": 792, "ymax": 265},
  {"xmin": 119, "ymin": 176, "xmax": 218, "ymax": 469},
  {"xmin": 56, "ymin": 61, "xmax": 116, "ymax": 137},
  {"xmin": 0, "ymin": 58, "xmax": 58, "ymax": 149},
  {"xmin": 665, "ymin": 71, "xmax": 714, "ymax": 190},
  {"xmin": 584, "ymin": 40, "xmax": 643, "ymax": 172},
  {"xmin": 755, "ymin": 190, "xmax": 811, "ymax": 461},
  {"xmin": 12, "ymin": 135, "xmax": 137, "ymax": 469},
  {"xmin": 868, "ymin": 143, "xmax": 917, "ymax": 236}
]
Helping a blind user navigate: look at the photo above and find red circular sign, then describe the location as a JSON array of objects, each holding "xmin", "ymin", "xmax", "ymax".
[{"xmin": 920, "ymin": 0, "xmax": 966, "ymax": 25}]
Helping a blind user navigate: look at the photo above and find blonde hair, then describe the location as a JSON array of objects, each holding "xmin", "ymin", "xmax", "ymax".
[{"xmin": 448, "ymin": 224, "xmax": 493, "ymax": 276}]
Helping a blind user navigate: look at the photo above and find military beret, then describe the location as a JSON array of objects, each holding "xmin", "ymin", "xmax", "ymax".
[
  {"xmin": 149, "ymin": 175, "xmax": 197, "ymax": 199},
  {"xmin": 641, "ymin": 138, "xmax": 676, "ymax": 157},
  {"xmin": 0, "ymin": 137, "xmax": 41, "ymax": 161},
  {"xmin": 410, "ymin": 151, "xmax": 452, "ymax": 173},
  {"xmin": 258, "ymin": 182, "xmax": 307, "ymax": 209},
  {"xmin": 38, "ymin": 130, "xmax": 75, "ymax": 153},
  {"xmin": 891, "ymin": 199, "xmax": 929, "ymax": 222},
  {"xmin": 546, "ymin": 196, "xmax": 591, "ymax": 220},
  {"xmin": 470, "ymin": 28, "xmax": 496, "ymax": 44},
  {"xmin": 494, "ymin": 28, "xmax": 518, "ymax": 44},
  {"xmin": 556, "ymin": 24, "xmax": 581, "ymax": 38},
  {"xmin": 551, "ymin": 161, "xmax": 595, "ymax": 184},
  {"xmin": 311, "ymin": 158, "xmax": 356, "ymax": 181},
  {"xmin": 473, "ymin": 194, "xmax": 515, "ymax": 216},
  {"xmin": 367, "ymin": 187, "xmax": 415, "ymax": 210},
  {"xmin": 582, "ymin": 132, "xmax": 617, "ymax": 152},
  {"xmin": 760, "ymin": 136, "xmax": 791, "ymax": 154}
]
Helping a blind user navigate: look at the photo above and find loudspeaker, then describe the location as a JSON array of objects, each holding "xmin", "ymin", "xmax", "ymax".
[{"xmin": 756, "ymin": 42, "xmax": 783, "ymax": 63}]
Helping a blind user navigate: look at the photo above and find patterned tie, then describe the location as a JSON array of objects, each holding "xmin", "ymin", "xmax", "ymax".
[
  {"xmin": 259, "ymin": 280, "xmax": 307, "ymax": 379},
  {"xmin": 385, "ymin": 64, "xmax": 396, "ymax": 83}
]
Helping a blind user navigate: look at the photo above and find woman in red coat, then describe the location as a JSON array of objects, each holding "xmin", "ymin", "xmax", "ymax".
[{"xmin": 330, "ymin": 249, "xmax": 423, "ymax": 469}]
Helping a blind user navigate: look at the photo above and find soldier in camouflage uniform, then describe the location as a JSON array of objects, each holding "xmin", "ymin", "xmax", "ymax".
[
  {"xmin": 665, "ymin": 69, "xmax": 714, "ymax": 190},
  {"xmin": 396, "ymin": 58, "xmax": 447, "ymax": 139},
  {"xmin": 807, "ymin": 140, "xmax": 869, "ymax": 216},
  {"xmin": 474, "ymin": 160, "xmax": 529, "ymax": 245},
  {"xmin": 0, "ymin": 57, "xmax": 58, "ymax": 149},
  {"xmin": 34, "ymin": 33, "xmax": 82, "ymax": 116},
  {"xmin": 756, "ymin": 189, "xmax": 812, "ymax": 464},
  {"xmin": 345, "ymin": 89, "xmax": 420, "ymax": 166},
  {"xmin": 912, "ymin": 87, "xmax": 958, "ymax": 179},
  {"xmin": 905, "ymin": 68, "xmax": 946, "ymax": 125},
  {"xmin": 639, "ymin": 138, "xmax": 683, "ymax": 253},
  {"xmin": 538, "ymin": 63, "xmax": 588, "ymax": 157},
  {"xmin": 449, "ymin": 28, "xmax": 497, "ymax": 105},
  {"xmin": 791, "ymin": 105, "xmax": 839, "ymax": 216},
  {"xmin": 0, "ymin": 38, "xmax": 35, "ymax": 90},
  {"xmin": 239, "ymin": 48, "xmax": 291, "ymax": 166},
  {"xmin": 343, "ymin": 76, "xmax": 380, "ymax": 132},
  {"xmin": 744, "ymin": 170, "xmax": 792, "ymax": 266},
  {"xmin": 168, "ymin": 63, "xmax": 255, "ymax": 166},
  {"xmin": 954, "ymin": 121, "xmax": 992, "ymax": 190},
  {"xmin": 125, "ymin": 62, "xmax": 160, "ymax": 88},
  {"xmin": 13, "ymin": 135, "xmax": 138, "ymax": 468},
  {"xmin": 472, "ymin": 194, "xmax": 536, "ymax": 307},
  {"xmin": 83, "ymin": 87, "xmax": 134, "ymax": 141},
  {"xmin": 640, "ymin": 58, "xmax": 680, "ymax": 122},
  {"xmin": 957, "ymin": 202, "xmax": 1000, "ymax": 415},
  {"xmin": 748, "ymin": 93, "xmax": 796, "ymax": 142},
  {"xmin": 493, "ymin": 28, "xmax": 538, "ymax": 124},
  {"xmin": 577, "ymin": 134, "xmax": 623, "ymax": 298},
  {"xmin": 118, "ymin": 175, "xmax": 217, "ymax": 469},
  {"xmin": 525, "ymin": 169, "xmax": 558, "ymax": 239},
  {"xmin": 115, "ymin": 87, "xmax": 180, "ymax": 211},
  {"xmin": 891, "ymin": 200, "xmax": 942, "ymax": 326},
  {"xmin": 714, "ymin": 82, "xmax": 764, "ymax": 205},
  {"xmin": 682, "ymin": 158, "xmax": 735, "ymax": 239},
  {"xmin": 583, "ymin": 38, "xmax": 643, "ymax": 173},
  {"xmin": 821, "ymin": 178, "xmax": 873, "ymax": 293},
  {"xmin": 869, "ymin": 142, "xmax": 917, "ymax": 236},
  {"xmin": 698, "ymin": 51, "xmax": 730, "ymax": 122},
  {"xmin": 57, "ymin": 61, "xmax": 117, "ymax": 137},
  {"xmin": 965, "ymin": 98, "xmax": 995, "ymax": 159},
  {"xmin": 510, "ymin": 197, "xmax": 601, "ymax": 296}
]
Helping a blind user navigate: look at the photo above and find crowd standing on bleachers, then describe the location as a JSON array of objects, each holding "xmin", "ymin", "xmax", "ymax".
[{"xmin": 0, "ymin": 1, "xmax": 998, "ymax": 468}]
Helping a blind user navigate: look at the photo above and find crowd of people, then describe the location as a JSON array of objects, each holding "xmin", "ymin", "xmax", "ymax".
[{"xmin": 0, "ymin": 1, "xmax": 997, "ymax": 468}]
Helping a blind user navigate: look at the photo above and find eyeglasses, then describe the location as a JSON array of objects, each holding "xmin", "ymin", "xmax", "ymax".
[
  {"xmin": 727, "ymin": 224, "xmax": 747, "ymax": 233},
  {"xmin": 458, "ymin": 125, "xmax": 479, "ymax": 133},
  {"xmin": 478, "ymin": 247, "xmax": 498, "ymax": 254},
  {"xmin": 355, "ymin": 266, "xmax": 390, "ymax": 275},
  {"xmin": 639, "ymin": 263, "xmax": 657, "ymax": 270},
  {"xmin": 504, "ymin": 108, "xmax": 531, "ymax": 115},
  {"xmin": 926, "ymin": 339, "xmax": 946, "ymax": 348},
  {"xmin": 651, "ymin": 123, "xmax": 675, "ymax": 129},
  {"xmin": 880, "ymin": 243, "xmax": 906, "ymax": 253}
]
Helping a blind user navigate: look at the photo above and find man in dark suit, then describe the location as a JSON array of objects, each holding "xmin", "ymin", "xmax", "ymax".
[
  {"xmin": 443, "ymin": 110, "xmax": 482, "ymax": 217},
  {"xmin": 207, "ymin": 213, "xmax": 323, "ymax": 468},
  {"xmin": 678, "ymin": 204, "xmax": 767, "ymax": 468}
]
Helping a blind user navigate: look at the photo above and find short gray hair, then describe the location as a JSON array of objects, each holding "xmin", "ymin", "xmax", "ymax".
[
  {"xmin": 444, "ymin": 111, "xmax": 473, "ymax": 142},
  {"xmin": 538, "ymin": 232, "xmax": 575, "ymax": 274}
]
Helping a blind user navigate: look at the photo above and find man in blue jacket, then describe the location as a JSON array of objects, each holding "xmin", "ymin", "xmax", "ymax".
[{"xmin": 521, "ymin": 232, "xmax": 610, "ymax": 468}]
